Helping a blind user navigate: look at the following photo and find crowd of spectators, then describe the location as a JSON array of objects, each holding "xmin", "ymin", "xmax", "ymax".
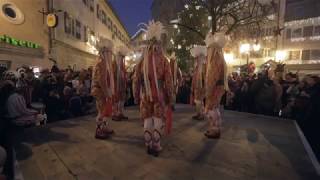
[
  {"xmin": 225, "ymin": 70, "xmax": 320, "ymax": 160},
  {"xmin": 0, "ymin": 64, "xmax": 94, "ymax": 122}
]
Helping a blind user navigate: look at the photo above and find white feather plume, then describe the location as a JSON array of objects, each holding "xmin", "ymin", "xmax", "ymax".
[
  {"xmin": 116, "ymin": 46, "xmax": 131, "ymax": 56},
  {"xmin": 169, "ymin": 52, "xmax": 176, "ymax": 59},
  {"xmin": 97, "ymin": 38, "xmax": 113, "ymax": 51},
  {"xmin": 190, "ymin": 46, "xmax": 207, "ymax": 57},
  {"xmin": 205, "ymin": 32, "xmax": 227, "ymax": 48},
  {"xmin": 145, "ymin": 20, "xmax": 166, "ymax": 41}
]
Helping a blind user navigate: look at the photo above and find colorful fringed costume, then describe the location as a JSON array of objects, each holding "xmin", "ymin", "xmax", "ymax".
[
  {"xmin": 204, "ymin": 33, "xmax": 228, "ymax": 139},
  {"xmin": 190, "ymin": 46, "xmax": 207, "ymax": 120},
  {"xmin": 133, "ymin": 21, "xmax": 173, "ymax": 156},
  {"xmin": 112, "ymin": 46, "xmax": 129, "ymax": 121},
  {"xmin": 169, "ymin": 54, "xmax": 182, "ymax": 105},
  {"xmin": 91, "ymin": 39, "xmax": 115, "ymax": 139}
]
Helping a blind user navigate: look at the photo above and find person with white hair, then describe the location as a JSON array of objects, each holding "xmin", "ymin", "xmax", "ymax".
[
  {"xmin": 91, "ymin": 38, "xmax": 115, "ymax": 139},
  {"xmin": 112, "ymin": 46, "xmax": 130, "ymax": 121},
  {"xmin": 204, "ymin": 32, "xmax": 229, "ymax": 139},
  {"xmin": 133, "ymin": 21, "xmax": 173, "ymax": 156},
  {"xmin": 190, "ymin": 46, "xmax": 207, "ymax": 120}
]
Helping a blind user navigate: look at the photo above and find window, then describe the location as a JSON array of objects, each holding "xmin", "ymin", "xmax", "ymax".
[
  {"xmin": 96, "ymin": 4, "xmax": 100, "ymax": 19},
  {"xmin": 303, "ymin": 26, "xmax": 313, "ymax": 37},
  {"xmin": 71, "ymin": 19, "xmax": 75, "ymax": 36},
  {"xmin": 82, "ymin": 0, "xmax": 87, "ymax": 6},
  {"xmin": 107, "ymin": 17, "xmax": 111, "ymax": 29},
  {"xmin": 89, "ymin": 0, "xmax": 94, "ymax": 12},
  {"xmin": 64, "ymin": 12, "xmax": 72, "ymax": 34},
  {"xmin": 292, "ymin": 28, "xmax": 302, "ymax": 38},
  {"xmin": 0, "ymin": 2, "xmax": 25, "ymax": 24},
  {"xmin": 75, "ymin": 20, "xmax": 81, "ymax": 39},
  {"xmin": 302, "ymin": 50, "xmax": 310, "ymax": 60},
  {"xmin": 83, "ymin": 26, "xmax": 88, "ymax": 42},
  {"xmin": 286, "ymin": 29, "xmax": 292, "ymax": 39},
  {"xmin": 101, "ymin": 11, "xmax": 106, "ymax": 24},
  {"xmin": 310, "ymin": 49, "xmax": 320, "ymax": 60},
  {"xmin": 314, "ymin": 26, "xmax": 320, "ymax": 36},
  {"xmin": 109, "ymin": 19, "xmax": 113, "ymax": 30},
  {"xmin": 289, "ymin": 51, "xmax": 300, "ymax": 60}
]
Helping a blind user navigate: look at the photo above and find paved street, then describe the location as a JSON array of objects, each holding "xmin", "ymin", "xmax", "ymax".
[{"xmin": 15, "ymin": 105, "xmax": 319, "ymax": 180}]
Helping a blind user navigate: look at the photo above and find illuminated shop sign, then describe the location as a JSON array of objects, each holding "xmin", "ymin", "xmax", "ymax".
[{"xmin": 0, "ymin": 35, "xmax": 40, "ymax": 48}]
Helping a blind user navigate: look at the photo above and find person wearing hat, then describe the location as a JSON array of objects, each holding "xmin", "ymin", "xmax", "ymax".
[
  {"xmin": 133, "ymin": 21, "xmax": 173, "ymax": 156},
  {"xmin": 204, "ymin": 32, "xmax": 229, "ymax": 139},
  {"xmin": 91, "ymin": 38, "xmax": 115, "ymax": 139},
  {"xmin": 112, "ymin": 46, "xmax": 130, "ymax": 121},
  {"xmin": 190, "ymin": 46, "xmax": 207, "ymax": 120},
  {"xmin": 169, "ymin": 52, "xmax": 182, "ymax": 110}
]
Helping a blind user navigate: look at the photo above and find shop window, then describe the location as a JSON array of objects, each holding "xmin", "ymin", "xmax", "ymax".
[
  {"xmin": 292, "ymin": 28, "xmax": 302, "ymax": 38},
  {"xmin": 76, "ymin": 20, "xmax": 81, "ymax": 39},
  {"xmin": 64, "ymin": 12, "xmax": 72, "ymax": 34},
  {"xmin": 286, "ymin": 29, "xmax": 291, "ymax": 39},
  {"xmin": 303, "ymin": 26, "xmax": 313, "ymax": 37},
  {"xmin": 310, "ymin": 49, "xmax": 320, "ymax": 60},
  {"xmin": 302, "ymin": 50, "xmax": 310, "ymax": 60},
  {"xmin": 314, "ymin": 26, "xmax": 320, "ymax": 36},
  {"xmin": 0, "ymin": 2, "xmax": 24, "ymax": 24},
  {"xmin": 289, "ymin": 51, "xmax": 300, "ymax": 60}
]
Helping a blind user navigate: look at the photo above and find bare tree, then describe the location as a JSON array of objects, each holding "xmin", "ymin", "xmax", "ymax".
[{"xmin": 173, "ymin": 0, "xmax": 276, "ymax": 38}]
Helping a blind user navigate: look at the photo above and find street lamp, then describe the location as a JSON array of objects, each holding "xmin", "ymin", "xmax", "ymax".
[
  {"xmin": 253, "ymin": 44, "xmax": 261, "ymax": 52},
  {"xmin": 224, "ymin": 53, "xmax": 234, "ymax": 65},
  {"xmin": 275, "ymin": 50, "xmax": 287, "ymax": 62},
  {"xmin": 240, "ymin": 43, "xmax": 250, "ymax": 67}
]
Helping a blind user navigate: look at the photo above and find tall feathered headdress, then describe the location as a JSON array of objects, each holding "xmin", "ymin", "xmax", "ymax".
[
  {"xmin": 96, "ymin": 38, "xmax": 113, "ymax": 51},
  {"xmin": 116, "ymin": 46, "xmax": 131, "ymax": 56},
  {"xmin": 190, "ymin": 46, "xmax": 207, "ymax": 57},
  {"xmin": 144, "ymin": 20, "xmax": 166, "ymax": 41},
  {"xmin": 205, "ymin": 32, "xmax": 228, "ymax": 48}
]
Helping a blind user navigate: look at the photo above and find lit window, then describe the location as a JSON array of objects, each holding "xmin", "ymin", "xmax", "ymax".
[
  {"xmin": 302, "ymin": 50, "xmax": 310, "ymax": 60},
  {"xmin": 289, "ymin": 51, "xmax": 300, "ymax": 60}
]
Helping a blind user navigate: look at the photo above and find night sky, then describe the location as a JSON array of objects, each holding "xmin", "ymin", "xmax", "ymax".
[{"xmin": 108, "ymin": 0, "xmax": 153, "ymax": 37}]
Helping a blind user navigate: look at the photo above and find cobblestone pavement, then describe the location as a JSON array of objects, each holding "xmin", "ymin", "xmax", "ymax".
[{"xmin": 16, "ymin": 105, "xmax": 319, "ymax": 180}]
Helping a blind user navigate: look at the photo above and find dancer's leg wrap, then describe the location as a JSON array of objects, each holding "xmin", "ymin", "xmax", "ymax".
[
  {"xmin": 153, "ymin": 117, "xmax": 162, "ymax": 149},
  {"xmin": 144, "ymin": 118, "xmax": 153, "ymax": 147}
]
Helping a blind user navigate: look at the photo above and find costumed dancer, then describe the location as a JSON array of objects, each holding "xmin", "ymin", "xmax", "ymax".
[
  {"xmin": 190, "ymin": 46, "xmax": 207, "ymax": 120},
  {"xmin": 112, "ymin": 46, "xmax": 130, "ymax": 121},
  {"xmin": 91, "ymin": 38, "xmax": 115, "ymax": 139},
  {"xmin": 169, "ymin": 52, "xmax": 182, "ymax": 109},
  {"xmin": 204, "ymin": 33, "xmax": 228, "ymax": 139},
  {"xmin": 133, "ymin": 21, "xmax": 173, "ymax": 156}
]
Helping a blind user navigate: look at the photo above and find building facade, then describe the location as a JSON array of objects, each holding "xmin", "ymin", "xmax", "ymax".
[
  {"xmin": 282, "ymin": 0, "xmax": 320, "ymax": 75},
  {"xmin": 51, "ymin": 0, "xmax": 130, "ymax": 70},
  {"xmin": 0, "ymin": 0, "xmax": 49, "ymax": 70},
  {"xmin": 0, "ymin": 0, "xmax": 129, "ymax": 71}
]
